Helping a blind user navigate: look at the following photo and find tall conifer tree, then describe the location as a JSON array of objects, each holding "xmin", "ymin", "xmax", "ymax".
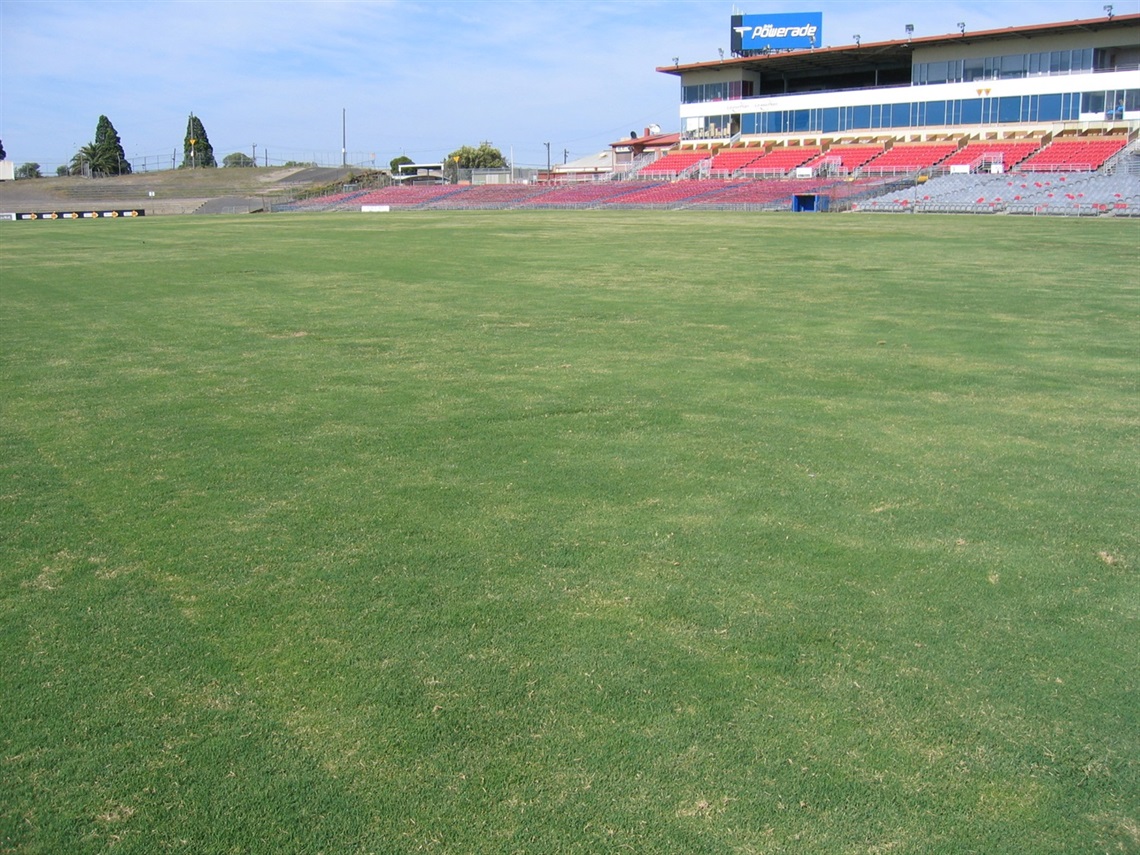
[
  {"xmin": 93, "ymin": 115, "xmax": 131, "ymax": 175},
  {"xmin": 181, "ymin": 114, "xmax": 217, "ymax": 168}
]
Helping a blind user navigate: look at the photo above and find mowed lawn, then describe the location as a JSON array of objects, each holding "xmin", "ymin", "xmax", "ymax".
[{"xmin": 1, "ymin": 211, "xmax": 1136, "ymax": 853}]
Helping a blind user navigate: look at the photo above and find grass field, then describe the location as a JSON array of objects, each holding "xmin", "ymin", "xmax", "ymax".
[{"xmin": 1, "ymin": 211, "xmax": 1137, "ymax": 853}]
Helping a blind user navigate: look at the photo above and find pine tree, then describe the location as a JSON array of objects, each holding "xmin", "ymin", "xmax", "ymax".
[
  {"xmin": 0, "ymin": 139, "xmax": 6, "ymax": 161},
  {"xmin": 68, "ymin": 116, "xmax": 131, "ymax": 176},
  {"xmin": 181, "ymin": 114, "xmax": 217, "ymax": 168},
  {"xmin": 93, "ymin": 115, "xmax": 132, "ymax": 175}
]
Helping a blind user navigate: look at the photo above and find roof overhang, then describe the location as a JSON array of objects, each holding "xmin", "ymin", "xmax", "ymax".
[{"xmin": 656, "ymin": 13, "xmax": 1140, "ymax": 78}]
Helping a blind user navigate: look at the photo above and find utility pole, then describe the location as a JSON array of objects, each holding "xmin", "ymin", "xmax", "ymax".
[
  {"xmin": 342, "ymin": 108, "xmax": 347, "ymax": 167},
  {"xmin": 252, "ymin": 144, "xmax": 257, "ymax": 167},
  {"xmin": 544, "ymin": 141, "xmax": 551, "ymax": 172},
  {"xmin": 563, "ymin": 148, "xmax": 569, "ymax": 164}
]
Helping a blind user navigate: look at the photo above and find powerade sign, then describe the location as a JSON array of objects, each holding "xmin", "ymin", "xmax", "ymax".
[{"xmin": 731, "ymin": 12, "xmax": 823, "ymax": 52}]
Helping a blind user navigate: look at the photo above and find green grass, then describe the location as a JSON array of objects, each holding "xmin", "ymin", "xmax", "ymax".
[{"xmin": 1, "ymin": 211, "xmax": 1137, "ymax": 853}]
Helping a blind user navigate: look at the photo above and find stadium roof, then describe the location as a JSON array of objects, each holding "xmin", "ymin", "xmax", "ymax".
[{"xmin": 656, "ymin": 13, "xmax": 1140, "ymax": 78}]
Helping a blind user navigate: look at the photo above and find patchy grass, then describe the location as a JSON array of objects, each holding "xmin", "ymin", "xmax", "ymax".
[{"xmin": 1, "ymin": 211, "xmax": 1137, "ymax": 853}]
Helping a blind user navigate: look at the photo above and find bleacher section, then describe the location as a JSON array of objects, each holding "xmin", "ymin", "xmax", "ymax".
[
  {"xmin": 353, "ymin": 185, "xmax": 467, "ymax": 207},
  {"xmin": 805, "ymin": 145, "xmax": 884, "ymax": 174},
  {"xmin": 854, "ymin": 171, "xmax": 1140, "ymax": 215},
  {"xmin": 419, "ymin": 184, "xmax": 546, "ymax": 210},
  {"xmin": 516, "ymin": 182, "xmax": 652, "ymax": 208},
  {"xmin": 736, "ymin": 146, "xmax": 821, "ymax": 176},
  {"xmin": 708, "ymin": 148, "xmax": 764, "ymax": 178},
  {"xmin": 940, "ymin": 140, "xmax": 1042, "ymax": 172},
  {"xmin": 605, "ymin": 180, "xmax": 724, "ymax": 207},
  {"xmin": 637, "ymin": 150, "xmax": 709, "ymax": 178},
  {"xmin": 1019, "ymin": 137, "xmax": 1129, "ymax": 172},
  {"xmin": 861, "ymin": 143, "xmax": 959, "ymax": 174},
  {"xmin": 281, "ymin": 133, "xmax": 1136, "ymax": 216}
]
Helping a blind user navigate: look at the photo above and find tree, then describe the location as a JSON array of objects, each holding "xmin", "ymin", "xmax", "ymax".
[
  {"xmin": 0, "ymin": 139, "xmax": 6, "ymax": 160},
  {"xmin": 56, "ymin": 165, "xmax": 69, "ymax": 176},
  {"xmin": 15, "ymin": 162, "xmax": 42, "ymax": 179},
  {"xmin": 68, "ymin": 116, "xmax": 131, "ymax": 176},
  {"xmin": 223, "ymin": 152, "xmax": 255, "ymax": 168},
  {"xmin": 93, "ymin": 115, "xmax": 131, "ymax": 175},
  {"xmin": 446, "ymin": 141, "xmax": 508, "ymax": 169},
  {"xmin": 181, "ymin": 113, "xmax": 217, "ymax": 168},
  {"xmin": 390, "ymin": 154, "xmax": 413, "ymax": 175},
  {"xmin": 69, "ymin": 143, "xmax": 100, "ymax": 177}
]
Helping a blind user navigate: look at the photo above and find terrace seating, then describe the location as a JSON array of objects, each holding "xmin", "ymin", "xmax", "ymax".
[
  {"xmin": 860, "ymin": 143, "xmax": 958, "ymax": 175},
  {"xmin": 637, "ymin": 150, "xmax": 709, "ymax": 177},
  {"xmin": 939, "ymin": 140, "xmax": 1042, "ymax": 172},
  {"xmin": 1019, "ymin": 138, "xmax": 1129, "ymax": 172},
  {"xmin": 516, "ymin": 181, "xmax": 659, "ymax": 208},
  {"xmin": 688, "ymin": 177, "xmax": 829, "ymax": 208},
  {"xmin": 355, "ymin": 185, "xmax": 466, "ymax": 207},
  {"xmin": 283, "ymin": 189, "xmax": 370, "ymax": 211},
  {"xmin": 421, "ymin": 184, "xmax": 547, "ymax": 209},
  {"xmin": 606, "ymin": 179, "xmax": 726, "ymax": 207}
]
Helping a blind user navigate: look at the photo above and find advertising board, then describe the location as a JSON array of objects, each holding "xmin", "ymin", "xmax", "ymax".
[{"xmin": 731, "ymin": 12, "xmax": 823, "ymax": 53}]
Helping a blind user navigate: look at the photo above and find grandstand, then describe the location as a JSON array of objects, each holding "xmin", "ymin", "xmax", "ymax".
[{"xmin": 287, "ymin": 10, "xmax": 1137, "ymax": 216}]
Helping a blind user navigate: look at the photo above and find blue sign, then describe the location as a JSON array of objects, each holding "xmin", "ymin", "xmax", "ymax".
[{"xmin": 731, "ymin": 12, "xmax": 823, "ymax": 52}]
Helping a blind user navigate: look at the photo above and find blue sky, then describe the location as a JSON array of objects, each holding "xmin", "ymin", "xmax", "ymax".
[{"xmin": 0, "ymin": 0, "xmax": 1126, "ymax": 172}]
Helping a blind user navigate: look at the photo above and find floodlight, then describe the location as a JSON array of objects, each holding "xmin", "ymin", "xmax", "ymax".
[
  {"xmin": 853, "ymin": 34, "xmax": 861, "ymax": 46},
  {"xmin": 957, "ymin": 22, "xmax": 966, "ymax": 35},
  {"xmin": 905, "ymin": 23, "xmax": 914, "ymax": 38},
  {"xmin": 1104, "ymin": 5, "xmax": 1113, "ymax": 18}
]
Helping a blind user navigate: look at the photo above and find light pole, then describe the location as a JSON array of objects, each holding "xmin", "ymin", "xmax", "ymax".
[{"xmin": 544, "ymin": 141, "xmax": 551, "ymax": 172}]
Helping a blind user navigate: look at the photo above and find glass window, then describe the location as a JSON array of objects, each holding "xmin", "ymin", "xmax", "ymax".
[
  {"xmin": 850, "ymin": 104, "xmax": 871, "ymax": 130},
  {"xmin": 1083, "ymin": 91, "xmax": 1106, "ymax": 114},
  {"xmin": 926, "ymin": 100, "xmax": 946, "ymax": 126},
  {"xmin": 1126, "ymin": 89, "xmax": 1140, "ymax": 112},
  {"xmin": 927, "ymin": 61, "xmax": 948, "ymax": 84},
  {"xmin": 1037, "ymin": 93, "xmax": 1062, "ymax": 121},
  {"xmin": 998, "ymin": 96, "xmax": 1021, "ymax": 122},
  {"xmin": 741, "ymin": 113, "xmax": 757, "ymax": 135},
  {"xmin": 999, "ymin": 54, "xmax": 1025, "ymax": 79},
  {"xmin": 890, "ymin": 103, "xmax": 910, "ymax": 127},
  {"xmin": 1077, "ymin": 48, "xmax": 1093, "ymax": 71},
  {"xmin": 822, "ymin": 107, "xmax": 839, "ymax": 133},
  {"xmin": 961, "ymin": 98, "xmax": 982, "ymax": 124},
  {"xmin": 964, "ymin": 58, "xmax": 984, "ymax": 81}
]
